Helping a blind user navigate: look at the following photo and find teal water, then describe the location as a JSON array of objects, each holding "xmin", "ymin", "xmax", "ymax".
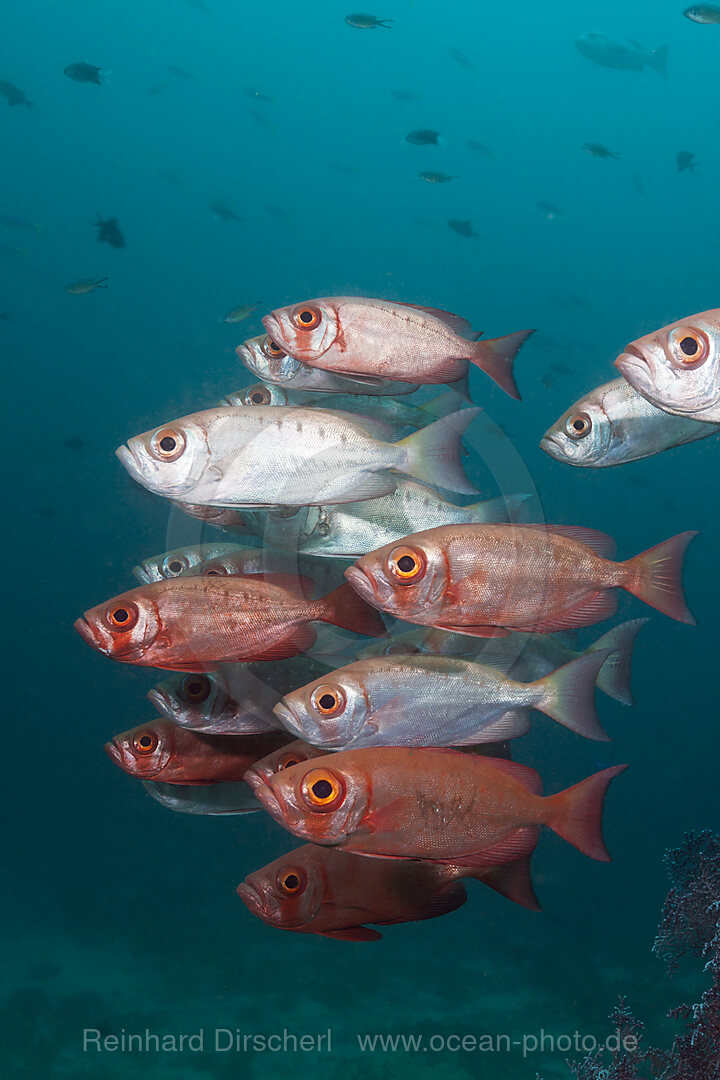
[{"xmin": 3, "ymin": 1, "xmax": 717, "ymax": 1077}]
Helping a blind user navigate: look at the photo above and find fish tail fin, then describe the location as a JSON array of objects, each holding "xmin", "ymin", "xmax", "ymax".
[
  {"xmin": 648, "ymin": 44, "xmax": 668, "ymax": 75},
  {"xmin": 398, "ymin": 407, "xmax": 481, "ymax": 495},
  {"xmin": 546, "ymin": 764, "xmax": 628, "ymax": 861},
  {"xmin": 468, "ymin": 855, "xmax": 541, "ymax": 912},
  {"xmin": 377, "ymin": 19, "xmax": 393, "ymax": 27},
  {"xmin": 532, "ymin": 649, "xmax": 612, "ymax": 741},
  {"xmin": 589, "ymin": 618, "xmax": 649, "ymax": 705},
  {"xmin": 469, "ymin": 330, "xmax": 534, "ymax": 399},
  {"xmin": 623, "ymin": 531, "xmax": 697, "ymax": 623},
  {"xmin": 319, "ymin": 583, "xmax": 387, "ymax": 637},
  {"xmin": 466, "ymin": 493, "xmax": 531, "ymax": 524}
]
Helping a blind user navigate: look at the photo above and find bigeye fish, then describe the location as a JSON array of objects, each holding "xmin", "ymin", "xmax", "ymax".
[
  {"xmin": 615, "ymin": 309, "xmax": 720, "ymax": 423},
  {"xmin": 64, "ymin": 277, "xmax": 108, "ymax": 295},
  {"xmin": 144, "ymin": 780, "xmax": 260, "ymax": 815},
  {"xmin": 105, "ymin": 720, "xmax": 289, "ymax": 783},
  {"xmin": 75, "ymin": 573, "xmax": 385, "ymax": 671},
  {"xmin": 250, "ymin": 738, "xmax": 328, "ymax": 784},
  {"xmin": 244, "ymin": 749, "xmax": 628, "ymax": 864},
  {"xmin": 263, "ymin": 297, "xmax": 533, "ymax": 398},
  {"xmin": 263, "ymin": 482, "xmax": 529, "ymax": 559},
  {"xmin": 148, "ymin": 667, "xmax": 283, "ymax": 735},
  {"xmin": 237, "ymin": 333, "xmax": 420, "ymax": 395},
  {"xmin": 115, "ymin": 405, "xmax": 480, "ymax": 508},
  {"xmin": 274, "ymin": 649, "xmax": 613, "ymax": 750},
  {"xmin": 237, "ymin": 844, "xmax": 539, "ymax": 942},
  {"xmin": 344, "ymin": 523, "xmax": 697, "ymax": 633},
  {"xmin": 357, "ymin": 619, "xmax": 647, "ymax": 706},
  {"xmin": 132, "ymin": 542, "xmax": 254, "ymax": 584},
  {"xmin": 574, "ymin": 32, "xmax": 668, "ymax": 74},
  {"xmin": 541, "ymin": 378, "xmax": 718, "ymax": 467}
]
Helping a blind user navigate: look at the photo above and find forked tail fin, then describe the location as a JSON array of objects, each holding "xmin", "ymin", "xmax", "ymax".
[
  {"xmin": 398, "ymin": 407, "xmax": 481, "ymax": 495},
  {"xmin": 589, "ymin": 618, "xmax": 649, "ymax": 705},
  {"xmin": 319, "ymin": 583, "xmax": 387, "ymax": 637},
  {"xmin": 469, "ymin": 329, "xmax": 534, "ymax": 399},
  {"xmin": 623, "ymin": 531, "xmax": 697, "ymax": 623},
  {"xmin": 545, "ymin": 764, "xmax": 628, "ymax": 861}
]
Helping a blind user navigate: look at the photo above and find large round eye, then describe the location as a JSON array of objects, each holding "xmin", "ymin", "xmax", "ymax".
[
  {"xmin": 180, "ymin": 675, "xmax": 211, "ymax": 703},
  {"xmin": 668, "ymin": 326, "xmax": 710, "ymax": 368},
  {"xmin": 161, "ymin": 554, "xmax": 188, "ymax": 577},
  {"xmin": 201, "ymin": 564, "xmax": 227, "ymax": 577},
  {"xmin": 150, "ymin": 427, "xmax": 186, "ymax": 462},
  {"xmin": 564, "ymin": 412, "xmax": 592, "ymax": 440},
  {"xmin": 291, "ymin": 305, "xmax": 322, "ymax": 331},
  {"xmin": 105, "ymin": 602, "xmax": 139, "ymax": 630},
  {"xmin": 276, "ymin": 866, "xmax": 307, "ymax": 895},
  {"xmin": 246, "ymin": 384, "xmax": 272, "ymax": 405},
  {"xmin": 132, "ymin": 730, "xmax": 159, "ymax": 755},
  {"xmin": 262, "ymin": 336, "xmax": 285, "ymax": 359},
  {"xmin": 310, "ymin": 684, "xmax": 346, "ymax": 717},
  {"xmin": 301, "ymin": 768, "xmax": 345, "ymax": 811},
  {"xmin": 276, "ymin": 753, "xmax": 302, "ymax": 772},
  {"xmin": 387, "ymin": 545, "xmax": 426, "ymax": 583}
]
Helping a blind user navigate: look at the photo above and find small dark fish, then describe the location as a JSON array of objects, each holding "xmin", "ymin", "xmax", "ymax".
[
  {"xmin": 541, "ymin": 374, "xmax": 555, "ymax": 389},
  {"xmin": 535, "ymin": 200, "xmax": 563, "ymax": 220},
  {"xmin": 94, "ymin": 217, "xmax": 125, "ymax": 248},
  {"xmin": 684, "ymin": 4, "xmax": 720, "ymax": 23},
  {"xmin": 632, "ymin": 172, "xmax": 648, "ymax": 198},
  {"xmin": 583, "ymin": 142, "xmax": 620, "ymax": 159},
  {"xmin": 243, "ymin": 86, "xmax": 275, "ymax": 104},
  {"xmin": 449, "ymin": 47, "xmax": 476, "ymax": 71},
  {"xmin": 466, "ymin": 140, "xmax": 492, "ymax": 156},
  {"xmin": 158, "ymin": 169, "xmax": 183, "ymax": 186},
  {"xmin": 677, "ymin": 150, "xmax": 696, "ymax": 172},
  {"xmin": 64, "ymin": 62, "xmax": 103, "ymax": 85},
  {"xmin": 550, "ymin": 361, "xmax": 573, "ymax": 376},
  {"xmin": 0, "ymin": 313, "xmax": 13, "ymax": 321},
  {"xmin": 391, "ymin": 89, "xmax": 420, "ymax": 102},
  {"xmin": 0, "ymin": 80, "xmax": 33, "ymax": 108},
  {"xmin": 168, "ymin": 65, "xmax": 196, "ymax": 81},
  {"xmin": 147, "ymin": 82, "xmax": 170, "ymax": 96},
  {"xmin": 406, "ymin": 128, "xmax": 441, "ymax": 146},
  {"xmin": 63, "ymin": 436, "xmax": 89, "ymax": 451},
  {"xmin": 0, "ymin": 214, "xmax": 39, "ymax": 233},
  {"xmin": 447, "ymin": 219, "xmax": 478, "ymax": 239},
  {"xmin": 210, "ymin": 200, "xmax": 241, "ymax": 222},
  {"xmin": 0, "ymin": 243, "xmax": 25, "ymax": 257},
  {"xmin": 263, "ymin": 204, "xmax": 288, "ymax": 220},
  {"xmin": 249, "ymin": 107, "xmax": 274, "ymax": 130},
  {"xmin": 345, "ymin": 13, "xmax": 393, "ymax": 29},
  {"xmin": 419, "ymin": 171, "xmax": 458, "ymax": 183}
]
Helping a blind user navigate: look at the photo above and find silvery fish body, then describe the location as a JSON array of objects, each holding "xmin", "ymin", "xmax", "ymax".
[
  {"xmin": 133, "ymin": 542, "xmax": 250, "ymax": 583},
  {"xmin": 541, "ymin": 378, "xmax": 716, "ymax": 467},
  {"xmin": 148, "ymin": 665, "xmax": 284, "ymax": 735},
  {"xmin": 237, "ymin": 333, "xmax": 420, "ymax": 395},
  {"xmin": 265, "ymin": 482, "xmax": 529, "ymax": 558},
  {"xmin": 143, "ymin": 780, "xmax": 260, "ymax": 814},
  {"xmin": 116, "ymin": 405, "xmax": 479, "ymax": 508},
  {"xmin": 575, "ymin": 32, "xmax": 667, "ymax": 73}
]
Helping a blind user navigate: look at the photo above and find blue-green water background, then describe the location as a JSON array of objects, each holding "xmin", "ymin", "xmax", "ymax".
[{"xmin": 3, "ymin": 1, "xmax": 717, "ymax": 1077}]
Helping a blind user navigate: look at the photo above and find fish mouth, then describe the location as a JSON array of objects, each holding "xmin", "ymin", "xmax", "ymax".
[
  {"xmin": 243, "ymin": 769, "xmax": 285, "ymax": 823},
  {"xmin": 261, "ymin": 314, "xmax": 283, "ymax": 349},
  {"xmin": 115, "ymin": 443, "xmax": 144, "ymax": 483},
  {"xmin": 344, "ymin": 565, "xmax": 390, "ymax": 607},
  {"xmin": 74, "ymin": 616, "xmax": 110, "ymax": 654},
  {"xmin": 147, "ymin": 688, "xmax": 178, "ymax": 720},
  {"xmin": 104, "ymin": 740, "xmax": 126, "ymax": 769},
  {"xmin": 615, "ymin": 344, "xmax": 648, "ymax": 381},
  {"xmin": 539, "ymin": 433, "xmax": 567, "ymax": 460},
  {"xmin": 272, "ymin": 702, "xmax": 306, "ymax": 738},
  {"xmin": 132, "ymin": 563, "xmax": 153, "ymax": 585},
  {"xmin": 236, "ymin": 880, "xmax": 265, "ymax": 916}
]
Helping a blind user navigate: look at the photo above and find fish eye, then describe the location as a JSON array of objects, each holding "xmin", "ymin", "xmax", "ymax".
[
  {"xmin": 668, "ymin": 327, "xmax": 709, "ymax": 368},
  {"xmin": 276, "ymin": 866, "xmax": 307, "ymax": 895},
  {"xmin": 276, "ymin": 753, "xmax": 301, "ymax": 771},
  {"xmin": 180, "ymin": 675, "xmax": 211, "ymax": 703},
  {"xmin": 301, "ymin": 768, "xmax": 345, "ymax": 811},
  {"xmin": 161, "ymin": 554, "xmax": 188, "ymax": 577},
  {"xmin": 201, "ymin": 565, "xmax": 227, "ymax": 576},
  {"xmin": 132, "ymin": 730, "xmax": 159, "ymax": 755},
  {"xmin": 150, "ymin": 427, "xmax": 186, "ymax": 462},
  {"xmin": 291, "ymin": 305, "xmax": 322, "ymax": 331},
  {"xmin": 105, "ymin": 602, "xmax": 139, "ymax": 630},
  {"xmin": 564, "ymin": 412, "xmax": 592, "ymax": 439},
  {"xmin": 262, "ymin": 336, "xmax": 285, "ymax": 359},
  {"xmin": 387, "ymin": 545, "xmax": 426, "ymax": 583},
  {"xmin": 310, "ymin": 684, "xmax": 346, "ymax": 717},
  {"xmin": 246, "ymin": 385, "xmax": 272, "ymax": 405}
]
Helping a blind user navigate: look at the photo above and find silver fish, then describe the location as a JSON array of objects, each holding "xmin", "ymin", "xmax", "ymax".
[
  {"xmin": 355, "ymin": 619, "xmax": 648, "ymax": 705},
  {"xmin": 615, "ymin": 309, "xmax": 720, "ymax": 423},
  {"xmin": 219, "ymin": 392, "xmax": 395, "ymax": 441},
  {"xmin": 262, "ymin": 482, "xmax": 530, "ymax": 559},
  {"xmin": 575, "ymin": 32, "xmax": 668, "ymax": 73},
  {"xmin": 148, "ymin": 666, "xmax": 284, "ymax": 735},
  {"xmin": 143, "ymin": 780, "xmax": 260, "ymax": 815},
  {"xmin": 64, "ymin": 277, "xmax": 108, "ymax": 295},
  {"xmin": 222, "ymin": 302, "xmax": 260, "ymax": 324},
  {"xmin": 132, "ymin": 542, "xmax": 253, "ymax": 583},
  {"xmin": 541, "ymin": 378, "xmax": 717, "ymax": 467},
  {"xmin": 274, "ymin": 649, "xmax": 613, "ymax": 750},
  {"xmin": 237, "ymin": 333, "xmax": 420, "ymax": 396},
  {"xmin": 116, "ymin": 405, "xmax": 480, "ymax": 508},
  {"xmin": 684, "ymin": 4, "xmax": 720, "ymax": 24}
]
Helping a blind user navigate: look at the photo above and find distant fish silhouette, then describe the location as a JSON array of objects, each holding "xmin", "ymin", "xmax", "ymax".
[
  {"xmin": 64, "ymin": 62, "xmax": 104, "ymax": 85},
  {"xmin": 0, "ymin": 80, "xmax": 34, "ymax": 108},
  {"xmin": 447, "ymin": 219, "xmax": 478, "ymax": 239},
  {"xmin": 63, "ymin": 436, "xmax": 90, "ymax": 451},
  {"xmin": 676, "ymin": 150, "xmax": 696, "ymax": 173},
  {"xmin": 210, "ymin": 200, "xmax": 241, "ymax": 222},
  {"xmin": 345, "ymin": 14, "xmax": 393, "ymax": 29},
  {"xmin": 168, "ymin": 65, "xmax": 196, "ymax": 81},
  {"xmin": 449, "ymin": 47, "xmax": 476, "ymax": 71},
  {"xmin": 94, "ymin": 217, "xmax": 125, "ymax": 248}
]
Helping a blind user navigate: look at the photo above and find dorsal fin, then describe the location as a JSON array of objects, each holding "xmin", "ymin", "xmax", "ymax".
[
  {"xmin": 475, "ymin": 756, "xmax": 543, "ymax": 795},
  {"xmin": 395, "ymin": 302, "xmax": 473, "ymax": 337},
  {"xmin": 511, "ymin": 524, "xmax": 617, "ymax": 559}
]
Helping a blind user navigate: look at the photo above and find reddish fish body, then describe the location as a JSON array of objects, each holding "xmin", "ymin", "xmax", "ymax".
[
  {"xmin": 245, "ymin": 746, "xmax": 627, "ymax": 864},
  {"xmin": 238, "ymin": 843, "xmax": 540, "ymax": 942},
  {"xmin": 345, "ymin": 523, "xmax": 697, "ymax": 635},
  {"xmin": 106, "ymin": 720, "xmax": 289, "ymax": 784},
  {"xmin": 74, "ymin": 573, "xmax": 385, "ymax": 671},
  {"xmin": 263, "ymin": 296, "xmax": 533, "ymax": 398}
]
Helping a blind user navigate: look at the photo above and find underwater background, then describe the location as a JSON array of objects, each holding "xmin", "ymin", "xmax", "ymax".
[{"xmin": 3, "ymin": 0, "xmax": 718, "ymax": 1076}]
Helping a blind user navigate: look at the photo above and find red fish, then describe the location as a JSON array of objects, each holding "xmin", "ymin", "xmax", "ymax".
[
  {"xmin": 75, "ymin": 573, "xmax": 385, "ymax": 671},
  {"xmin": 245, "ymin": 746, "xmax": 627, "ymax": 864},
  {"xmin": 238, "ymin": 844, "xmax": 540, "ymax": 942},
  {"xmin": 106, "ymin": 720, "xmax": 289, "ymax": 783},
  {"xmin": 263, "ymin": 296, "xmax": 533, "ymax": 398},
  {"xmin": 250, "ymin": 738, "xmax": 328, "ymax": 783},
  {"xmin": 344, "ymin": 523, "xmax": 697, "ymax": 635}
]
